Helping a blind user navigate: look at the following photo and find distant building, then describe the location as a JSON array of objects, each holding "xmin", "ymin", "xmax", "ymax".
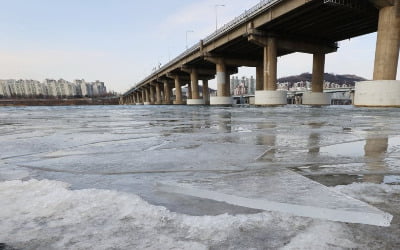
[
  {"xmin": 230, "ymin": 76, "xmax": 255, "ymax": 95},
  {"xmin": 0, "ymin": 78, "xmax": 108, "ymax": 99}
]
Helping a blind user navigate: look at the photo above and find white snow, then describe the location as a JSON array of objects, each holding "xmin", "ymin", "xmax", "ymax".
[{"xmin": 0, "ymin": 178, "xmax": 376, "ymax": 250}]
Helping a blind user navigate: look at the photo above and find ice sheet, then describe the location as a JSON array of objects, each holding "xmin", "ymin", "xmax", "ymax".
[{"xmin": 158, "ymin": 168, "xmax": 392, "ymax": 227}]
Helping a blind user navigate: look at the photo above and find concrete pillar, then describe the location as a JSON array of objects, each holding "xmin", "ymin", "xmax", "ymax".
[
  {"xmin": 210, "ymin": 61, "xmax": 233, "ymax": 105},
  {"xmin": 156, "ymin": 83, "xmax": 162, "ymax": 104},
  {"xmin": 174, "ymin": 76, "xmax": 183, "ymax": 105},
  {"xmin": 373, "ymin": 3, "xmax": 400, "ymax": 80},
  {"xmin": 150, "ymin": 86, "xmax": 155, "ymax": 104},
  {"xmin": 131, "ymin": 93, "xmax": 136, "ymax": 104},
  {"xmin": 255, "ymin": 37, "xmax": 287, "ymax": 105},
  {"xmin": 216, "ymin": 62, "xmax": 227, "ymax": 96},
  {"xmin": 264, "ymin": 37, "xmax": 277, "ymax": 91},
  {"xmin": 203, "ymin": 80, "xmax": 209, "ymax": 105},
  {"xmin": 144, "ymin": 87, "xmax": 151, "ymax": 105},
  {"xmin": 355, "ymin": 2, "xmax": 400, "ymax": 107},
  {"xmin": 187, "ymin": 84, "xmax": 192, "ymax": 99},
  {"xmin": 141, "ymin": 90, "xmax": 145, "ymax": 104},
  {"xmin": 187, "ymin": 69, "xmax": 205, "ymax": 105},
  {"xmin": 137, "ymin": 92, "xmax": 142, "ymax": 105},
  {"xmin": 256, "ymin": 64, "xmax": 264, "ymax": 91},
  {"xmin": 163, "ymin": 80, "xmax": 171, "ymax": 104},
  {"xmin": 311, "ymin": 53, "xmax": 325, "ymax": 93},
  {"xmin": 303, "ymin": 53, "xmax": 331, "ymax": 105},
  {"xmin": 225, "ymin": 71, "xmax": 231, "ymax": 97},
  {"xmin": 191, "ymin": 69, "xmax": 200, "ymax": 99}
]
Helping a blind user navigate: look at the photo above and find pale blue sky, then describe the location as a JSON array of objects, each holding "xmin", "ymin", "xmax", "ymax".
[{"xmin": 0, "ymin": 0, "xmax": 396, "ymax": 93}]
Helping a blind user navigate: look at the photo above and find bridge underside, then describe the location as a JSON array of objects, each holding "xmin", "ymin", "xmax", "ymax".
[
  {"xmin": 209, "ymin": 0, "xmax": 379, "ymax": 61},
  {"xmin": 123, "ymin": 0, "xmax": 399, "ymax": 107}
]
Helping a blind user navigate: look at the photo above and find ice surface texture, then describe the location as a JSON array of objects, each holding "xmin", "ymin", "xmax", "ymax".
[{"xmin": 158, "ymin": 168, "xmax": 392, "ymax": 227}]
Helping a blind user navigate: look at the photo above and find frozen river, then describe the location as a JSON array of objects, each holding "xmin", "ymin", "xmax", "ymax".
[{"xmin": 1, "ymin": 105, "xmax": 400, "ymax": 249}]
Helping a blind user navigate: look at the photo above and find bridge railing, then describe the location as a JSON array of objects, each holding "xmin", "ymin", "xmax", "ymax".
[{"xmin": 126, "ymin": 0, "xmax": 282, "ymax": 95}]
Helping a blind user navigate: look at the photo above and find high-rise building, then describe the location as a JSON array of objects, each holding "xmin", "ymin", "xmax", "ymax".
[
  {"xmin": 0, "ymin": 78, "xmax": 108, "ymax": 98},
  {"xmin": 230, "ymin": 76, "xmax": 255, "ymax": 95}
]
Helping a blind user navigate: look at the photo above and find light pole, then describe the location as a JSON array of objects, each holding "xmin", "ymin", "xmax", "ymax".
[
  {"xmin": 186, "ymin": 30, "xmax": 194, "ymax": 50},
  {"xmin": 215, "ymin": 4, "xmax": 225, "ymax": 31}
]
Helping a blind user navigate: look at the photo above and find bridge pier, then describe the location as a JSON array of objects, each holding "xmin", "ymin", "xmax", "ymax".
[
  {"xmin": 173, "ymin": 76, "xmax": 184, "ymax": 105},
  {"xmin": 202, "ymin": 79, "xmax": 210, "ymax": 105},
  {"xmin": 133, "ymin": 94, "xmax": 137, "ymax": 105},
  {"xmin": 144, "ymin": 87, "xmax": 151, "ymax": 105},
  {"xmin": 139, "ymin": 90, "xmax": 145, "ymax": 105},
  {"xmin": 187, "ymin": 69, "xmax": 205, "ymax": 105},
  {"xmin": 155, "ymin": 83, "xmax": 162, "ymax": 105},
  {"xmin": 149, "ymin": 85, "xmax": 155, "ymax": 104},
  {"xmin": 163, "ymin": 80, "xmax": 172, "ymax": 105},
  {"xmin": 256, "ymin": 64, "xmax": 264, "ymax": 91},
  {"xmin": 255, "ymin": 37, "xmax": 287, "ymax": 106},
  {"xmin": 303, "ymin": 53, "xmax": 332, "ymax": 105},
  {"xmin": 136, "ymin": 92, "xmax": 141, "ymax": 105},
  {"xmin": 210, "ymin": 60, "xmax": 233, "ymax": 106},
  {"xmin": 355, "ymin": 1, "xmax": 400, "ymax": 107}
]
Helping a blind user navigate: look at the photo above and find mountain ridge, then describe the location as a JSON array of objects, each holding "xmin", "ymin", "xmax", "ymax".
[{"xmin": 278, "ymin": 73, "xmax": 367, "ymax": 87}]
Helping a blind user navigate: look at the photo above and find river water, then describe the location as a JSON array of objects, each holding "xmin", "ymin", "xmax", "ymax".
[{"xmin": 0, "ymin": 105, "xmax": 399, "ymax": 249}]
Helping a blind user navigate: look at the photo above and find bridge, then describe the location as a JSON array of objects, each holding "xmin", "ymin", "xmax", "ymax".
[{"xmin": 121, "ymin": 0, "xmax": 400, "ymax": 107}]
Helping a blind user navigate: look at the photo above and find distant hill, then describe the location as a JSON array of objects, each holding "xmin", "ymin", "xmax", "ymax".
[{"xmin": 278, "ymin": 73, "xmax": 367, "ymax": 87}]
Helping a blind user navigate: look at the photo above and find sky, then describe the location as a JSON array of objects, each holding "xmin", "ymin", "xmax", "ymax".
[{"xmin": 0, "ymin": 0, "xmax": 398, "ymax": 93}]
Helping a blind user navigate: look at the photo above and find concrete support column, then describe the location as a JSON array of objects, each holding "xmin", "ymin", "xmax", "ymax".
[
  {"xmin": 150, "ymin": 86, "xmax": 155, "ymax": 104},
  {"xmin": 256, "ymin": 64, "xmax": 264, "ymax": 91},
  {"xmin": 141, "ymin": 90, "xmax": 145, "ymax": 105},
  {"xmin": 210, "ymin": 61, "xmax": 232, "ymax": 105},
  {"xmin": 311, "ymin": 53, "xmax": 325, "ymax": 93},
  {"xmin": 190, "ymin": 69, "xmax": 200, "ymax": 99},
  {"xmin": 225, "ymin": 71, "xmax": 231, "ymax": 97},
  {"xmin": 264, "ymin": 37, "xmax": 277, "ymax": 91},
  {"xmin": 216, "ymin": 62, "xmax": 228, "ymax": 96},
  {"xmin": 203, "ymin": 80, "xmax": 209, "ymax": 105},
  {"xmin": 131, "ymin": 93, "xmax": 136, "ymax": 104},
  {"xmin": 187, "ymin": 84, "xmax": 192, "ymax": 99},
  {"xmin": 163, "ymin": 80, "xmax": 171, "ymax": 104},
  {"xmin": 374, "ymin": 3, "xmax": 400, "ymax": 80},
  {"xmin": 255, "ymin": 37, "xmax": 287, "ymax": 105},
  {"xmin": 303, "ymin": 53, "xmax": 331, "ymax": 105},
  {"xmin": 174, "ymin": 77, "xmax": 183, "ymax": 105},
  {"xmin": 155, "ymin": 83, "xmax": 162, "ymax": 104},
  {"xmin": 355, "ymin": 2, "xmax": 400, "ymax": 107},
  {"xmin": 144, "ymin": 87, "xmax": 151, "ymax": 105},
  {"xmin": 188, "ymin": 69, "xmax": 205, "ymax": 105}
]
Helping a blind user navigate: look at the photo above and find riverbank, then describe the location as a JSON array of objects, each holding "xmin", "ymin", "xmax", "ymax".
[{"xmin": 0, "ymin": 98, "xmax": 119, "ymax": 106}]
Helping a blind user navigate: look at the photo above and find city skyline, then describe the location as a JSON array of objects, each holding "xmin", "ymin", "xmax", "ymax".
[
  {"xmin": 0, "ymin": 78, "xmax": 107, "ymax": 98},
  {"xmin": 0, "ymin": 0, "xmax": 398, "ymax": 94}
]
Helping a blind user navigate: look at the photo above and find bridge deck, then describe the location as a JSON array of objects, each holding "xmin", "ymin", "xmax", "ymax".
[{"xmin": 125, "ymin": 0, "xmax": 379, "ymax": 96}]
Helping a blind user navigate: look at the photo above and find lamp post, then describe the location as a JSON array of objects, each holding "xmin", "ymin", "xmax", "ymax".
[
  {"xmin": 215, "ymin": 4, "xmax": 225, "ymax": 31},
  {"xmin": 186, "ymin": 30, "xmax": 194, "ymax": 50}
]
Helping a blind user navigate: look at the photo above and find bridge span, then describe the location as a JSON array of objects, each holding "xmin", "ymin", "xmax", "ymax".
[{"xmin": 122, "ymin": 0, "xmax": 399, "ymax": 107}]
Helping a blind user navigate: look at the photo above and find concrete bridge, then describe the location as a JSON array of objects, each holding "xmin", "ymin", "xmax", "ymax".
[{"xmin": 121, "ymin": 0, "xmax": 400, "ymax": 107}]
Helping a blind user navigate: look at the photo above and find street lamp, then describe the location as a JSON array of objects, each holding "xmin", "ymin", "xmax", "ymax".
[
  {"xmin": 215, "ymin": 4, "xmax": 225, "ymax": 31},
  {"xmin": 186, "ymin": 30, "xmax": 194, "ymax": 50}
]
